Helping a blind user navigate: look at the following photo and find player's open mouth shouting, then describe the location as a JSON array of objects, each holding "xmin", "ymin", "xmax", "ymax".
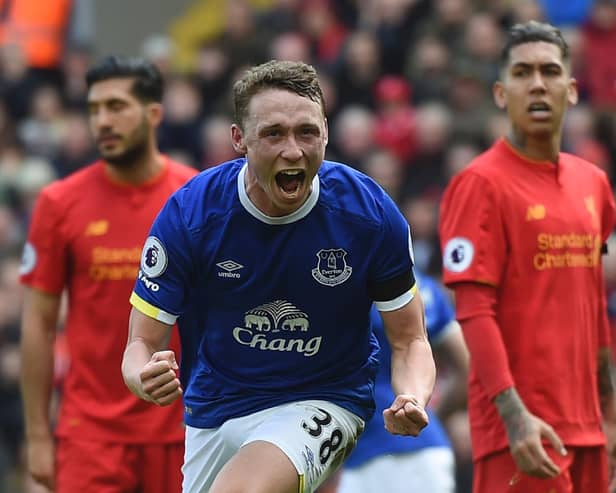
[{"xmin": 275, "ymin": 169, "xmax": 306, "ymax": 199}]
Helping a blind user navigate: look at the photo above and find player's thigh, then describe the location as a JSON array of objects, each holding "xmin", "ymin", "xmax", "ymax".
[
  {"xmin": 183, "ymin": 424, "xmax": 237, "ymax": 493},
  {"xmin": 139, "ymin": 442, "xmax": 185, "ymax": 493},
  {"xmin": 211, "ymin": 400, "xmax": 363, "ymax": 493},
  {"xmin": 209, "ymin": 440, "xmax": 300, "ymax": 493},
  {"xmin": 570, "ymin": 446, "xmax": 607, "ymax": 493},
  {"xmin": 56, "ymin": 438, "xmax": 138, "ymax": 493},
  {"xmin": 473, "ymin": 447, "xmax": 574, "ymax": 493},
  {"xmin": 337, "ymin": 447, "xmax": 455, "ymax": 493}
]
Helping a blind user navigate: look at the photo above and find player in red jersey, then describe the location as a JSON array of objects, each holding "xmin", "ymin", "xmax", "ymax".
[
  {"xmin": 19, "ymin": 56, "xmax": 197, "ymax": 492},
  {"xmin": 439, "ymin": 21, "xmax": 616, "ymax": 493}
]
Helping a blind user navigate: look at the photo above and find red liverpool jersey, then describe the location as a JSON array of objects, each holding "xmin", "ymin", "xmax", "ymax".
[
  {"xmin": 439, "ymin": 138, "xmax": 615, "ymax": 460},
  {"xmin": 21, "ymin": 158, "xmax": 197, "ymax": 443}
]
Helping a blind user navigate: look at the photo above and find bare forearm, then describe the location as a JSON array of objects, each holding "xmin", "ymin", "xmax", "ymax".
[
  {"xmin": 122, "ymin": 308, "xmax": 175, "ymax": 400},
  {"xmin": 20, "ymin": 321, "xmax": 55, "ymax": 439},
  {"xmin": 494, "ymin": 387, "xmax": 530, "ymax": 441},
  {"xmin": 391, "ymin": 338, "xmax": 436, "ymax": 408},
  {"xmin": 122, "ymin": 338, "xmax": 156, "ymax": 399},
  {"xmin": 598, "ymin": 347, "xmax": 616, "ymax": 421}
]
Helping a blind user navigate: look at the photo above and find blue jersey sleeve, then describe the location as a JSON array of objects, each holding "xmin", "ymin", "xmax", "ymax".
[
  {"xmin": 370, "ymin": 192, "xmax": 415, "ymax": 310},
  {"xmin": 130, "ymin": 192, "xmax": 194, "ymax": 324}
]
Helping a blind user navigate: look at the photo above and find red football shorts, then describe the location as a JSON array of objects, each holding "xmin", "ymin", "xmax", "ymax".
[
  {"xmin": 473, "ymin": 445, "xmax": 607, "ymax": 493},
  {"xmin": 56, "ymin": 438, "xmax": 184, "ymax": 493}
]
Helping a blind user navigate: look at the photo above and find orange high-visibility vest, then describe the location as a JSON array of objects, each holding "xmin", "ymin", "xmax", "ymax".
[{"xmin": 0, "ymin": 0, "xmax": 73, "ymax": 68}]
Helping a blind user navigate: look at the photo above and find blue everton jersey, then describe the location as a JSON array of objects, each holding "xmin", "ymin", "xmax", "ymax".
[
  {"xmin": 344, "ymin": 271, "xmax": 457, "ymax": 468},
  {"xmin": 130, "ymin": 159, "xmax": 416, "ymax": 428}
]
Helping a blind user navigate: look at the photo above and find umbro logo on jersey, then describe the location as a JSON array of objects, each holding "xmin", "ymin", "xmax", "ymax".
[
  {"xmin": 526, "ymin": 204, "xmax": 545, "ymax": 221},
  {"xmin": 85, "ymin": 219, "xmax": 109, "ymax": 236},
  {"xmin": 217, "ymin": 260, "xmax": 244, "ymax": 278}
]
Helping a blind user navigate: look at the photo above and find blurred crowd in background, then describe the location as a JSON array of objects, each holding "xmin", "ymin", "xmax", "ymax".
[{"xmin": 0, "ymin": 0, "xmax": 615, "ymax": 491}]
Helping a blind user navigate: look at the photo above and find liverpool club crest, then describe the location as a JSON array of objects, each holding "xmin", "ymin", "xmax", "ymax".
[{"xmin": 311, "ymin": 249, "xmax": 352, "ymax": 287}]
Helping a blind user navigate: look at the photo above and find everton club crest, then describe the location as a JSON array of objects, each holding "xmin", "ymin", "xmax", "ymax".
[{"xmin": 311, "ymin": 249, "xmax": 352, "ymax": 287}]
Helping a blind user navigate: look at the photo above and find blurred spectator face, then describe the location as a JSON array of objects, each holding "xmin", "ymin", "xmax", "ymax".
[
  {"xmin": 200, "ymin": 114, "xmax": 238, "ymax": 168},
  {"xmin": 301, "ymin": 0, "xmax": 334, "ymax": 39},
  {"xmin": 362, "ymin": 150, "xmax": 403, "ymax": 198},
  {"xmin": 31, "ymin": 85, "xmax": 64, "ymax": 122},
  {"xmin": 464, "ymin": 13, "xmax": 502, "ymax": 61},
  {"xmin": 225, "ymin": 0, "xmax": 256, "ymax": 38},
  {"xmin": 449, "ymin": 69, "xmax": 486, "ymax": 110},
  {"xmin": 0, "ymin": 43, "xmax": 28, "ymax": 80},
  {"xmin": 332, "ymin": 105, "xmax": 376, "ymax": 163},
  {"xmin": 493, "ymin": 42, "xmax": 577, "ymax": 139},
  {"xmin": 196, "ymin": 42, "xmax": 230, "ymax": 82},
  {"xmin": 59, "ymin": 111, "xmax": 94, "ymax": 161},
  {"xmin": 270, "ymin": 32, "xmax": 311, "ymax": 62},
  {"xmin": 345, "ymin": 32, "xmax": 380, "ymax": 79},
  {"xmin": 163, "ymin": 78, "xmax": 202, "ymax": 123},
  {"xmin": 87, "ymin": 78, "xmax": 160, "ymax": 167},
  {"xmin": 62, "ymin": 45, "xmax": 92, "ymax": 106},
  {"xmin": 142, "ymin": 34, "xmax": 175, "ymax": 77},
  {"xmin": 415, "ymin": 36, "xmax": 450, "ymax": 74},
  {"xmin": 510, "ymin": 0, "xmax": 544, "ymax": 23},
  {"xmin": 415, "ymin": 102, "xmax": 451, "ymax": 154},
  {"xmin": 435, "ymin": 0, "xmax": 469, "ymax": 25}
]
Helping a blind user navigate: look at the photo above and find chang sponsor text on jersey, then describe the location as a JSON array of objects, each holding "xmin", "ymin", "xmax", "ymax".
[{"xmin": 233, "ymin": 300, "xmax": 321, "ymax": 357}]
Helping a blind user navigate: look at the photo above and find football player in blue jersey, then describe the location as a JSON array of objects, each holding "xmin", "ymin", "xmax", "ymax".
[
  {"xmin": 320, "ymin": 270, "xmax": 469, "ymax": 493},
  {"xmin": 121, "ymin": 60, "xmax": 436, "ymax": 493}
]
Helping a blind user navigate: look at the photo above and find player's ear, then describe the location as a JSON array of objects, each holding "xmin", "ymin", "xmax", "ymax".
[
  {"xmin": 493, "ymin": 81, "xmax": 506, "ymax": 110},
  {"xmin": 323, "ymin": 118, "xmax": 328, "ymax": 146},
  {"xmin": 567, "ymin": 77, "xmax": 578, "ymax": 106},
  {"xmin": 147, "ymin": 102, "xmax": 164, "ymax": 127},
  {"xmin": 231, "ymin": 123, "xmax": 247, "ymax": 154}
]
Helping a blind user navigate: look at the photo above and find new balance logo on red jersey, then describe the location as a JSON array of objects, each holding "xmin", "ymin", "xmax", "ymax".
[
  {"xmin": 526, "ymin": 204, "xmax": 546, "ymax": 221},
  {"xmin": 85, "ymin": 220, "xmax": 109, "ymax": 236}
]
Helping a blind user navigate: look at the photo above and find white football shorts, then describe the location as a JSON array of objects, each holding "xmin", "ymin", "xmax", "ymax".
[{"xmin": 182, "ymin": 400, "xmax": 365, "ymax": 493}]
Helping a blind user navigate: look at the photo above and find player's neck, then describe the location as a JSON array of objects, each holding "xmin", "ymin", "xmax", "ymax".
[
  {"xmin": 105, "ymin": 147, "xmax": 165, "ymax": 186},
  {"xmin": 506, "ymin": 130, "xmax": 561, "ymax": 164}
]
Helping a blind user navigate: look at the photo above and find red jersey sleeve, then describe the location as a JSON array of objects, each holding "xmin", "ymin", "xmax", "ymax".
[
  {"xmin": 20, "ymin": 189, "xmax": 67, "ymax": 294},
  {"xmin": 439, "ymin": 171, "xmax": 506, "ymax": 287},
  {"xmin": 599, "ymin": 176, "xmax": 615, "ymax": 349},
  {"xmin": 600, "ymin": 176, "xmax": 616, "ymax": 243},
  {"xmin": 455, "ymin": 282, "xmax": 515, "ymax": 400}
]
